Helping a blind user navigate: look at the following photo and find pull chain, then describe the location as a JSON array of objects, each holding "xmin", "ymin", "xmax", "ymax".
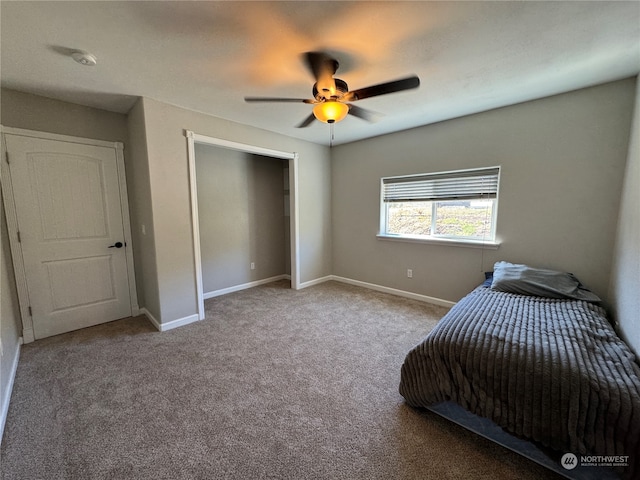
[{"xmin": 330, "ymin": 123, "xmax": 335, "ymax": 147}]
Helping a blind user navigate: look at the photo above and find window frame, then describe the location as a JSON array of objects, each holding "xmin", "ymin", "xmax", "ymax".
[{"xmin": 378, "ymin": 166, "xmax": 501, "ymax": 248}]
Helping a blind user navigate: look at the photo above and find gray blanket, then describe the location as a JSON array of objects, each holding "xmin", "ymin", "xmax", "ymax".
[{"xmin": 399, "ymin": 287, "xmax": 640, "ymax": 478}]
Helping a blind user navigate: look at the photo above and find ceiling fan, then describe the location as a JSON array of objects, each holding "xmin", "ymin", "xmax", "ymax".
[{"xmin": 244, "ymin": 51, "xmax": 420, "ymax": 128}]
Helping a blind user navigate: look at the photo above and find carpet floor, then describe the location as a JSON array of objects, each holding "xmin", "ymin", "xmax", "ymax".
[{"xmin": 1, "ymin": 280, "xmax": 562, "ymax": 479}]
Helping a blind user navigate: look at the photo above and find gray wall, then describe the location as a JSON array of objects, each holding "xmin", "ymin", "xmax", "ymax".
[
  {"xmin": 195, "ymin": 145, "xmax": 287, "ymax": 293},
  {"xmin": 609, "ymin": 78, "xmax": 640, "ymax": 356},
  {"xmin": 331, "ymin": 78, "xmax": 636, "ymax": 304},
  {"xmin": 125, "ymin": 99, "xmax": 158, "ymax": 318},
  {"xmin": 1, "ymin": 89, "xmax": 129, "ymax": 143},
  {"xmin": 136, "ymin": 97, "xmax": 331, "ymax": 324}
]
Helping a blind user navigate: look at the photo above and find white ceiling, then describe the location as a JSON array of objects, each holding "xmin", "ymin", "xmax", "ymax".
[{"xmin": 2, "ymin": 1, "xmax": 639, "ymax": 146}]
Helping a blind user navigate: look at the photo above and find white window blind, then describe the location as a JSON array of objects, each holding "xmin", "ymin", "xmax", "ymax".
[{"xmin": 382, "ymin": 167, "xmax": 500, "ymax": 203}]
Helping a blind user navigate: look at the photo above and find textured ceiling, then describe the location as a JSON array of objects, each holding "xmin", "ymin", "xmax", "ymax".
[{"xmin": 2, "ymin": 1, "xmax": 639, "ymax": 146}]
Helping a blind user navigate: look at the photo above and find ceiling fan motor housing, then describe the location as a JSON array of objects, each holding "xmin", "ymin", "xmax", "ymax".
[{"xmin": 314, "ymin": 78, "xmax": 349, "ymax": 101}]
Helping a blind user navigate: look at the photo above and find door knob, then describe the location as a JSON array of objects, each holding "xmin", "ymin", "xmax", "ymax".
[{"xmin": 108, "ymin": 241, "xmax": 124, "ymax": 249}]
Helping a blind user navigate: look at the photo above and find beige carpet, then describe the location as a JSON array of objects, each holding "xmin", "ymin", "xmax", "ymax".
[{"xmin": 1, "ymin": 280, "xmax": 562, "ymax": 479}]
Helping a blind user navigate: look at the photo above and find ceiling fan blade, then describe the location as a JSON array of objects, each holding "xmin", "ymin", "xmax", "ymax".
[
  {"xmin": 245, "ymin": 97, "xmax": 315, "ymax": 104},
  {"xmin": 304, "ymin": 51, "xmax": 338, "ymax": 81},
  {"xmin": 296, "ymin": 113, "xmax": 317, "ymax": 128},
  {"xmin": 347, "ymin": 104, "xmax": 377, "ymax": 122},
  {"xmin": 343, "ymin": 75, "xmax": 420, "ymax": 102},
  {"xmin": 304, "ymin": 51, "xmax": 337, "ymax": 97}
]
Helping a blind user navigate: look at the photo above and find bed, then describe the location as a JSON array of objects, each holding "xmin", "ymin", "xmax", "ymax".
[{"xmin": 399, "ymin": 262, "xmax": 640, "ymax": 479}]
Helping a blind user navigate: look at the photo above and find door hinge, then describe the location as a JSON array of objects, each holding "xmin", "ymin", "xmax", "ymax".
[
  {"xmin": 28, "ymin": 306, "xmax": 32, "ymax": 316},
  {"xmin": 4, "ymin": 151, "xmax": 9, "ymax": 164},
  {"xmin": 17, "ymin": 231, "xmax": 21, "ymax": 243}
]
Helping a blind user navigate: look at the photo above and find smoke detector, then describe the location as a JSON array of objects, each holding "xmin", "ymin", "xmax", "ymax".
[{"xmin": 71, "ymin": 51, "xmax": 97, "ymax": 66}]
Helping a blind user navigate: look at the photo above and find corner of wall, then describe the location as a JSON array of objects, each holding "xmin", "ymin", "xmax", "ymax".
[
  {"xmin": 125, "ymin": 97, "xmax": 162, "ymax": 322},
  {"xmin": 608, "ymin": 76, "xmax": 640, "ymax": 357}
]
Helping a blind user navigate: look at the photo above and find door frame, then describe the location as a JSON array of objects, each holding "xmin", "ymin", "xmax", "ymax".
[
  {"xmin": 0, "ymin": 126, "xmax": 139, "ymax": 343},
  {"xmin": 185, "ymin": 131, "xmax": 300, "ymax": 321}
]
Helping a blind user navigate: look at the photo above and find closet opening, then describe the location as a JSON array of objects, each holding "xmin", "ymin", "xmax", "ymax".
[{"xmin": 186, "ymin": 131, "xmax": 299, "ymax": 320}]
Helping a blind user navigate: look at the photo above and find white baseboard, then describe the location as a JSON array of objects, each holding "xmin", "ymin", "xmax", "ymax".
[
  {"xmin": 142, "ymin": 274, "xmax": 453, "ymax": 333},
  {"xmin": 0, "ymin": 337, "xmax": 22, "ymax": 446},
  {"xmin": 203, "ymin": 274, "xmax": 290, "ymax": 299},
  {"xmin": 297, "ymin": 275, "xmax": 334, "ymax": 290},
  {"xmin": 327, "ymin": 275, "xmax": 456, "ymax": 308},
  {"xmin": 292, "ymin": 274, "xmax": 455, "ymax": 307},
  {"xmin": 140, "ymin": 307, "xmax": 161, "ymax": 330},
  {"xmin": 141, "ymin": 308, "xmax": 201, "ymax": 332}
]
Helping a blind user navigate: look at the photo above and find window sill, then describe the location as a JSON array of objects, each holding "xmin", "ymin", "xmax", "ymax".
[{"xmin": 376, "ymin": 234, "xmax": 500, "ymax": 249}]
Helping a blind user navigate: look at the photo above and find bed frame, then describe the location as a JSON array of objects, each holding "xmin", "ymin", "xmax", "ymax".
[{"xmin": 427, "ymin": 401, "xmax": 619, "ymax": 480}]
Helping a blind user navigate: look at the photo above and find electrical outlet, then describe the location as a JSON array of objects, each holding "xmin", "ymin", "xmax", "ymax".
[
  {"xmin": 407, "ymin": 269, "xmax": 413, "ymax": 278},
  {"xmin": 141, "ymin": 224, "xmax": 146, "ymax": 235},
  {"xmin": 250, "ymin": 262, "xmax": 255, "ymax": 270},
  {"xmin": 0, "ymin": 339, "xmax": 4, "ymax": 357}
]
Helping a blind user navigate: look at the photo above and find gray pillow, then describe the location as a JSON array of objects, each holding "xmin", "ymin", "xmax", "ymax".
[{"xmin": 490, "ymin": 261, "xmax": 601, "ymax": 302}]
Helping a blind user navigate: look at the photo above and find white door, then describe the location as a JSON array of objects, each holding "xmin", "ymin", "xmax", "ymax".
[{"xmin": 5, "ymin": 134, "xmax": 133, "ymax": 339}]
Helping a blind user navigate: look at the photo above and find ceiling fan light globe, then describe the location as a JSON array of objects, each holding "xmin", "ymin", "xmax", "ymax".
[{"xmin": 313, "ymin": 101, "xmax": 349, "ymax": 124}]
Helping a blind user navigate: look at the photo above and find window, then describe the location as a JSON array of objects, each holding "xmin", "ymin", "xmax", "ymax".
[{"xmin": 380, "ymin": 167, "xmax": 500, "ymax": 244}]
